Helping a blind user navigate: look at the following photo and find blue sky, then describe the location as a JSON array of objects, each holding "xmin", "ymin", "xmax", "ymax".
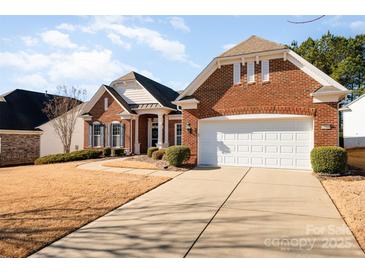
[{"xmin": 0, "ymin": 15, "xmax": 364, "ymax": 99}]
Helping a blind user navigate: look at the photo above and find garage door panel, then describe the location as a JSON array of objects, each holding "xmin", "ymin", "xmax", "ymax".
[{"xmin": 199, "ymin": 118, "xmax": 313, "ymax": 170}]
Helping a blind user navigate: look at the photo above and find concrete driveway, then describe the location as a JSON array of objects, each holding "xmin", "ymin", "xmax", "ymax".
[{"xmin": 33, "ymin": 167, "xmax": 363, "ymax": 258}]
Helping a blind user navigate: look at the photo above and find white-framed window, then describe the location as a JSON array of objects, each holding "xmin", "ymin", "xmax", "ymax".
[
  {"xmin": 261, "ymin": 60, "xmax": 270, "ymax": 82},
  {"xmin": 104, "ymin": 97, "xmax": 109, "ymax": 111},
  {"xmin": 175, "ymin": 123, "xmax": 182, "ymax": 145},
  {"xmin": 93, "ymin": 123, "xmax": 101, "ymax": 147},
  {"xmin": 112, "ymin": 123, "xmax": 121, "ymax": 147},
  {"xmin": 247, "ymin": 61, "xmax": 255, "ymax": 83},
  {"xmin": 233, "ymin": 63, "xmax": 241, "ymax": 85}
]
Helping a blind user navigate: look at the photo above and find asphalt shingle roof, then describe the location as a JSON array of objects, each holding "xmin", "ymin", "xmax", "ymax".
[
  {"xmin": 219, "ymin": 35, "xmax": 287, "ymax": 58},
  {"xmin": 0, "ymin": 89, "xmax": 75, "ymax": 130}
]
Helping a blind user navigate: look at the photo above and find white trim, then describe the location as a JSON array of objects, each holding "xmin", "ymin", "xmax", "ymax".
[
  {"xmin": 168, "ymin": 114, "xmax": 182, "ymax": 120},
  {"xmin": 200, "ymin": 114, "xmax": 312, "ymax": 121},
  {"xmin": 247, "ymin": 61, "xmax": 255, "ymax": 83},
  {"xmin": 0, "ymin": 129, "xmax": 43, "ymax": 135},
  {"xmin": 174, "ymin": 122, "xmax": 182, "ymax": 145},
  {"xmin": 104, "ymin": 97, "xmax": 109, "ymax": 111},
  {"xmin": 172, "ymin": 98, "xmax": 199, "ymax": 109},
  {"xmin": 287, "ymin": 50, "xmax": 347, "ymax": 91},
  {"xmin": 233, "ymin": 62, "xmax": 241, "ymax": 85},
  {"xmin": 261, "ymin": 59, "xmax": 270, "ymax": 82}
]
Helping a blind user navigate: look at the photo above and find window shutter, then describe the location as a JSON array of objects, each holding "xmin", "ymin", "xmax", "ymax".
[
  {"xmin": 88, "ymin": 124, "xmax": 93, "ymax": 147},
  {"xmin": 247, "ymin": 62, "xmax": 255, "ymax": 83},
  {"xmin": 262, "ymin": 60, "xmax": 269, "ymax": 82},
  {"xmin": 100, "ymin": 125, "xmax": 104, "ymax": 147},
  {"xmin": 233, "ymin": 63, "xmax": 241, "ymax": 85},
  {"xmin": 121, "ymin": 123, "xmax": 125, "ymax": 147},
  {"xmin": 106, "ymin": 124, "xmax": 110, "ymax": 147}
]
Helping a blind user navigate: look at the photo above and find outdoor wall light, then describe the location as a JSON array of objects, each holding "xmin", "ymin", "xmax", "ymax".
[{"xmin": 186, "ymin": 122, "xmax": 192, "ymax": 133}]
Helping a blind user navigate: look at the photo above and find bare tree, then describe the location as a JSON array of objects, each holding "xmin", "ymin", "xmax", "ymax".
[{"xmin": 43, "ymin": 85, "xmax": 86, "ymax": 153}]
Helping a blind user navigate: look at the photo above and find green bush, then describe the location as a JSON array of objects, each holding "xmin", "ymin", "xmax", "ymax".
[
  {"xmin": 152, "ymin": 149, "xmax": 166, "ymax": 160},
  {"xmin": 104, "ymin": 147, "xmax": 111, "ymax": 157},
  {"xmin": 34, "ymin": 149, "xmax": 103, "ymax": 165},
  {"xmin": 310, "ymin": 146, "xmax": 347, "ymax": 174},
  {"xmin": 147, "ymin": 147, "xmax": 159, "ymax": 158},
  {"xmin": 165, "ymin": 145, "xmax": 191, "ymax": 167},
  {"xmin": 113, "ymin": 148, "xmax": 125, "ymax": 157}
]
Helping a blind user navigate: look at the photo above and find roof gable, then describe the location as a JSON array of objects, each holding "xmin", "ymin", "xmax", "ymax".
[
  {"xmin": 176, "ymin": 36, "xmax": 347, "ymax": 102},
  {"xmin": 82, "ymin": 85, "xmax": 134, "ymax": 115},
  {"xmin": 220, "ymin": 35, "xmax": 287, "ymax": 57},
  {"xmin": 112, "ymin": 71, "xmax": 179, "ymax": 109}
]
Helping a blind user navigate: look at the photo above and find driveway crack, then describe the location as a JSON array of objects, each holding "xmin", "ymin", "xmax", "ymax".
[{"xmin": 183, "ymin": 167, "xmax": 251, "ymax": 258}]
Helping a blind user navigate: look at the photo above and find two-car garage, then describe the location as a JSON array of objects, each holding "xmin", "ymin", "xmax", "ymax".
[{"xmin": 198, "ymin": 115, "xmax": 314, "ymax": 170}]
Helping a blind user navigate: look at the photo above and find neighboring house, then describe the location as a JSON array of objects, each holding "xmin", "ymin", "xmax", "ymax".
[
  {"xmin": 173, "ymin": 35, "xmax": 348, "ymax": 170},
  {"xmin": 37, "ymin": 103, "xmax": 85, "ymax": 156},
  {"xmin": 82, "ymin": 71, "xmax": 182, "ymax": 154},
  {"xmin": 0, "ymin": 89, "xmax": 83, "ymax": 166},
  {"xmin": 340, "ymin": 94, "xmax": 365, "ymax": 148}
]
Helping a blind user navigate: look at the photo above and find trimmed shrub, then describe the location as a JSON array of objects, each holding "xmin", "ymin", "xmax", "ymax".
[
  {"xmin": 152, "ymin": 149, "xmax": 166, "ymax": 160},
  {"xmin": 310, "ymin": 146, "xmax": 347, "ymax": 174},
  {"xmin": 113, "ymin": 148, "xmax": 125, "ymax": 157},
  {"xmin": 165, "ymin": 145, "xmax": 191, "ymax": 167},
  {"xmin": 104, "ymin": 147, "xmax": 111, "ymax": 157},
  {"xmin": 34, "ymin": 149, "xmax": 103, "ymax": 165},
  {"xmin": 147, "ymin": 147, "xmax": 159, "ymax": 158}
]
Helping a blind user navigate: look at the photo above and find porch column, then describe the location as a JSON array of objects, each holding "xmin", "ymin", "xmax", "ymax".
[
  {"xmin": 157, "ymin": 113, "xmax": 164, "ymax": 148},
  {"xmin": 134, "ymin": 116, "xmax": 140, "ymax": 154},
  {"xmin": 164, "ymin": 114, "xmax": 169, "ymax": 147}
]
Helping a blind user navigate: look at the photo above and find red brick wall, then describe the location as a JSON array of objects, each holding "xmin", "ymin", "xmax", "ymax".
[
  {"xmin": 168, "ymin": 120, "xmax": 181, "ymax": 146},
  {"xmin": 84, "ymin": 91, "xmax": 133, "ymax": 152},
  {"xmin": 0, "ymin": 134, "xmax": 40, "ymax": 166},
  {"xmin": 182, "ymin": 58, "xmax": 339, "ymax": 164}
]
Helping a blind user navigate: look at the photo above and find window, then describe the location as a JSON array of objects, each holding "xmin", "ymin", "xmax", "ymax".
[
  {"xmin": 261, "ymin": 60, "xmax": 270, "ymax": 82},
  {"xmin": 233, "ymin": 63, "xmax": 241, "ymax": 85},
  {"xmin": 104, "ymin": 97, "xmax": 108, "ymax": 111},
  {"xmin": 247, "ymin": 61, "xmax": 255, "ymax": 83},
  {"xmin": 112, "ymin": 123, "xmax": 121, "ymax": 147},
  {"xmin": 93, "ymin": 124, "xmax": 101, "ymax": 147},
  {"xmin": 175, "ymin": 123, "xmax": 182, "ymax": 145}
]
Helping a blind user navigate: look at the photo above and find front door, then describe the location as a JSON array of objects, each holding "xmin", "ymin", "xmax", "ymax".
[{"xmin": 151, "ymin": 122, "xmax": 158, "ymax": 147}]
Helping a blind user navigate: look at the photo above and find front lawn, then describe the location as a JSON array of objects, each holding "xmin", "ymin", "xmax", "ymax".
[
  {"xmin": 0, "ymin": 161, "xmax": 169, "ymax": 257},
  {"xmin": 321, "ymin": 176, "xmax": 365, "ymax": 253}
]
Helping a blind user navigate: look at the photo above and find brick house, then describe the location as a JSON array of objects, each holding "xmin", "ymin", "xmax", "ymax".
[
  {"xmin": 173, "ymin": 36, "xmax": 348, "ymax": 170},
  {"xmin": 0, "ymin": 90, "xmax": 56, "ymax": 166},
  {"xmin": 82, "ymin": 72, "xmax": 182, "ymax": 154}
]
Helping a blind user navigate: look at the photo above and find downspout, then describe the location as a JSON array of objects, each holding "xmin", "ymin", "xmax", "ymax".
[{"xmin": 130, "ymin": 118, "xmax": 133, "ymax": 155}]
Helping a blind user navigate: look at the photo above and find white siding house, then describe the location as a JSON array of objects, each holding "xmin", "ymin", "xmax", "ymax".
[
  {"xmin": 37, "ymin": 104, "xmax": 85, "ymax": 156},
  {"xmin": 341, "ymin": 94, "xmax": 365, "ymax": 148}
]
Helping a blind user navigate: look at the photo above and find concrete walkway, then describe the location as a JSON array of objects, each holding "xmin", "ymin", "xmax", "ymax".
[
  {"xmin": 77, "ymin": 158, "xmax": 183, "ymax": 178},
  {"xmin": 33, "ymin": 167, "xmax": 364, "ymax": 258}
]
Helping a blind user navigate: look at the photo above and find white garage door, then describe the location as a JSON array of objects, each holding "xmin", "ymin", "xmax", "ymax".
[{"xmin": 198, "ymin": 117, "xmax": 313, "ymax": 170}]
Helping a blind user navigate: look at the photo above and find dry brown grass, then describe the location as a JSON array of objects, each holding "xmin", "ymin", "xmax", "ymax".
[
  {"xmin": 348, "ymin": 148, "xmax": 365, "ymax": 171},
  {"xmin": 321, "ymin": 178, "xmax": 365, "ymax": 252},
  {"xmin": 0, "ymin": 161, "xmax": 169, "ymax": 258},
  {"xmin": 103, "ymin": 159, "xmax": 158, "ymax": 169}
]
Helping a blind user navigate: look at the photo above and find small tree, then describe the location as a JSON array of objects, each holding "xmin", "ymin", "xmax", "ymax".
[{"xmin": 43, "ymin": 85, "xmax": 85, "ymax": 153}]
